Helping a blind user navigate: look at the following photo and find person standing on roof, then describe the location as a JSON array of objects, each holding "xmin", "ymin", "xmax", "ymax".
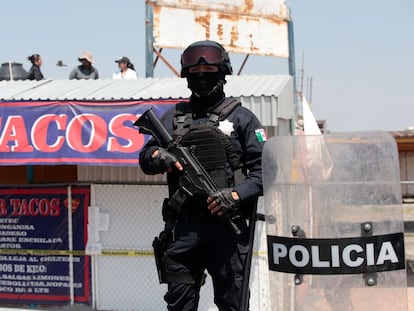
[
  {"xmin": 27, "ymin": 54, "xmax": 44, "ymax": 80},
  {"xmin": 69, "ymin": 51, "xmax": 99, "ymax": 80},
  {"xmin": 139, "ymin": 40, "xmax": 266, "ymax": 311},
  {"xmin": 112, "ymin": 56, "xmax": 137, "ymax": 80}
]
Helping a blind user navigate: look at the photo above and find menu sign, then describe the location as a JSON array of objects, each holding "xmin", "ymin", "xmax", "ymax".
[{"xmin": 0, "ymin": 186, "xmax": 90, "ymax": 304}]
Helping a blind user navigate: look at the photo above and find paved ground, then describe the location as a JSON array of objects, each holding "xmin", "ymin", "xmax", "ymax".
[
  {"xmin": 43, "ymin": 306, "xmax": 92, "ymax": 311},
  {"xmin": 0, "ymin": 306, "xmax": 92, "ymax": 311},
  {"xmin": 409, "ymin": 288, "xmax": 414, "ymax": 311},
  {"xmin": 2, "ymin": 287, "xmax": 414, "ymax": 310}
]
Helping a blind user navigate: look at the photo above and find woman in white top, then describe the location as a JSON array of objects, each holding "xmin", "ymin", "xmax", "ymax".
[{"xmin": 112, "ymin": 56, "xmax": 137, "ymax": 80}]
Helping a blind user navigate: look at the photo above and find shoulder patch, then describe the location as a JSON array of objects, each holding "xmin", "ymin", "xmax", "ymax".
[{"xmin": 254, "ymin": 128, "xmax": 267, "ymax": 142}]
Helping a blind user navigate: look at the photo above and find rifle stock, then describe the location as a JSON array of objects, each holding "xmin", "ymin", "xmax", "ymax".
[{"xmin": 134, "ymin": 108, "xmax": 241, "ymax": 235}]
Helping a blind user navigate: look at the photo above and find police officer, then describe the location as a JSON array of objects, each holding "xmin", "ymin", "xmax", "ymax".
[{"xmin": 139, "ymin": 40, "xmax": 265, "ymax": 311}]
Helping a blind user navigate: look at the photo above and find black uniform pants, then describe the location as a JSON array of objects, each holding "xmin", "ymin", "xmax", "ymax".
[{"xmin": 163, "ymin": 219, "xmax": 249, "ymax": 311}]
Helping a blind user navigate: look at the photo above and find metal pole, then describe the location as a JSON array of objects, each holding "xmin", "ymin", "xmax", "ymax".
[
  {"xmin": 8, "ymin": 61, "xmax": 13, "ymax": 81},
  {"xmin": 152, "ymin": 48, "xmax": 180, "ymax": 77},
  {"xmin": 237, "ymin": 54, "xmax": 250, "ymax": 75},
  {"xmin": 240, "ymin": 201, "xmax": 265, "ymax": 311},
  {"xmin": 67, "ymin": 186, "xmax": 75, "ymax": 305},
  {"xmin": 287, "ymin": 16, "xmax": 298, "ymax": 135},
  {"xmin": 153, "ymin": 47, "xmax": 163, "ymax": 67},
  {"xmin": 26, "ymin": 166, "xmax": 33, "ymax": 183},
  {"xmin": 145, "ymin": 3, "xmax": 154, "ymax": 78}
]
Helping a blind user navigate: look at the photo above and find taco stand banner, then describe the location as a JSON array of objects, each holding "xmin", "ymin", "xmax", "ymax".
[
  {"xmin": 0, "ymin": 185, "xmax": 90, "ymax": 304},
  {"xmin": 0, "ymin": 100, "xmax": 179, "ymax": 166}
]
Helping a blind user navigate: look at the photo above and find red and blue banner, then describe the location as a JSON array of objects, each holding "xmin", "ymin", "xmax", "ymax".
[
  {"xmin": 0, "ymin": 100, "xmax": 180, "ymax": 166},
  {"xmin": 0, "ymin": 185, "xmax": 90, "ymax": 304}
]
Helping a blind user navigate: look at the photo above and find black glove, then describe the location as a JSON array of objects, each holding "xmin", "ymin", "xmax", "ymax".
[
  {"xmin": 150, "ymin": 147, "xmax": 178, "ymax": 174},
  {"xmin": 210, "ymin": 188, "xmax": 241, "ymax": 217}
]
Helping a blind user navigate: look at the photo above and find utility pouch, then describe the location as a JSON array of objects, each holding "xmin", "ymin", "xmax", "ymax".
[
  {"xmin": 152, "ymin": 235, "xmax": 167, "ymax": 284},
  {"xmin": 152, "ymin": 230, "xmax": 204, "ymax": 285}
]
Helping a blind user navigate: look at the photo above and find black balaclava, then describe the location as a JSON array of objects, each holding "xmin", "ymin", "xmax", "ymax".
[{"xmin": 187, "ymin": 70, "xmax": 226, "ymax": 115}]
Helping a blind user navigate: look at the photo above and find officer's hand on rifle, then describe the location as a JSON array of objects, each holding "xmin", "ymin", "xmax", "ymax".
[
  {"xmin": 207, "ymin": 188, "xmax": 240, "ymax": 216},
  {"xmin": 151, "ymin": 148, "xmax": 183, "ymax": 173}
]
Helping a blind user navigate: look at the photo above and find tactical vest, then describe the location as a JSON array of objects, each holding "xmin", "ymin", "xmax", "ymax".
[{"xmin": 173, "ymin": 98, "xmax": 241, "ymax": 190}]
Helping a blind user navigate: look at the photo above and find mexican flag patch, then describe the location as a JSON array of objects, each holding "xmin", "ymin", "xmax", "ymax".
[{"xmin": 255, "ymin": 128, "xmax": 267, "ymax": 142}]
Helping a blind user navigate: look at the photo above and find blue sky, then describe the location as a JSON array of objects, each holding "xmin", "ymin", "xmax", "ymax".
[{"xmin": 2, "ymin": 0, "xmax": 413, "ymax": 132}]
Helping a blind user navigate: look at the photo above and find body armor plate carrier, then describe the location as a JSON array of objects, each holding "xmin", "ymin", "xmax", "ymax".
[
  {"xmin": 169, "ymin": 98, "xmax": 241, "ymax": 220},
  {"xmin": 174, "ymin": 98, "xmax": 240, "ymax": 189}
]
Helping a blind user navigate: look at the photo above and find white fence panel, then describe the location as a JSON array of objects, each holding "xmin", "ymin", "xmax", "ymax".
[{"xmin": 91, "ymin": 184, "xmax": 269, "ymax": 310}]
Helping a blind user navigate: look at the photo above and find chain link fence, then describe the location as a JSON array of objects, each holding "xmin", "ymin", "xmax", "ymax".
[{"xmin": 91, "ymin": 184, "xmax": 270, "ymax": 311}]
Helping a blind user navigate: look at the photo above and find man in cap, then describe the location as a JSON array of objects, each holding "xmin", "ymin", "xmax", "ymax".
[
  {"xmin": 69, "ymin": 51, "xmax": 99, "ymax": 80},
  {"xmin": 139, "ymin": 40, "xmax": 266, "ymax": 311}
]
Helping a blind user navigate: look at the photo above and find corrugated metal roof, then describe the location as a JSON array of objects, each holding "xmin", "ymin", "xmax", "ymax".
[{"xmin": 0, "ymin": 74, "xmax": 292, "ymax": 101}]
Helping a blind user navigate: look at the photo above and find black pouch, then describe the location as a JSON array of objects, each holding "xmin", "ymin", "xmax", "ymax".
[
  {"xmin": 152, "ymin": 230, "xmax": 170, "ymax": 284},
  {"xmin": 152, "ymin": 230, "xmax": 204, "ymax": 285}
]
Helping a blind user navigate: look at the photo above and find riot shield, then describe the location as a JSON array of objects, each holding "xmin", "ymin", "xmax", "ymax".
[{"xmin": 263, "ymin": 131, "xmax": 407, "ymax": 311}]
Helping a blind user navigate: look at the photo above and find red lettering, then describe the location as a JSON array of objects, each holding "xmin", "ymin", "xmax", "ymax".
[
  {"xmin": 31, "ymin": 114, "xmax": 67, "ymax": 152},
  {"xmin": 38, "ymin": 198, "xmax": 50, "ymax": 216},
  {"xmin": 0, "ymin": 116, "xmax": 34, "ymax": 152},
  {"xmin": 0, "ymin": 111, "xmax": 153, "ymax": 158},
  {"xmin": 20, "ymin": 199, "xmax": 29, "ymax": 216},
  {"xmin": 11, "ymin": 198, "xmax": 61, "ymax": 216},
  {"xmin": 50, "ymin": 198, "xmax": 61, "ymax": 216},
  {"xmin": 66, "ymin": 114, "xmax": 107, "ymax": 152},
  {"xmin": 10, "ymin": 199, "xmax": 20, "ymax": 216},
  {"xmin": 28, "ymin": 199, "xmax": 39, "ymax": 216},
  {"xmin": 11, "ymin": 199, "xmax": 29, "ymax": 216},
  {"xmin": 108, "ymin": 114, "xmax": 144, "ymax": 152},
  {"xmin": 0, "ymin": 199, "xmax": 7, "ymax": 216}
]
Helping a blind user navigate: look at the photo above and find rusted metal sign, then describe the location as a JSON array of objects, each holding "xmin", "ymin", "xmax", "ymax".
[{"xmin": 147, "ymin": 0, "xmax": 289, "ymax": 57}]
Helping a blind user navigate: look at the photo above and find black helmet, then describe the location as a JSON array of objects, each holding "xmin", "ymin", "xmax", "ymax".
[{"xmin": 180, "ymin": 40, "xmax": 233, "ymax": 78}]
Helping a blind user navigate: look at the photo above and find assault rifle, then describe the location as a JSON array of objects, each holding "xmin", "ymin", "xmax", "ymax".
[{"xmin": 134, "ymin": 108, "xmax": 241, "ymax": 235}]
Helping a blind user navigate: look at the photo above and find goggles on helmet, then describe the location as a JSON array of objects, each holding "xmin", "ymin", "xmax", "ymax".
[{"xmin": 181, "ymin": 45, "xmax": 225, "ymax": 68}]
